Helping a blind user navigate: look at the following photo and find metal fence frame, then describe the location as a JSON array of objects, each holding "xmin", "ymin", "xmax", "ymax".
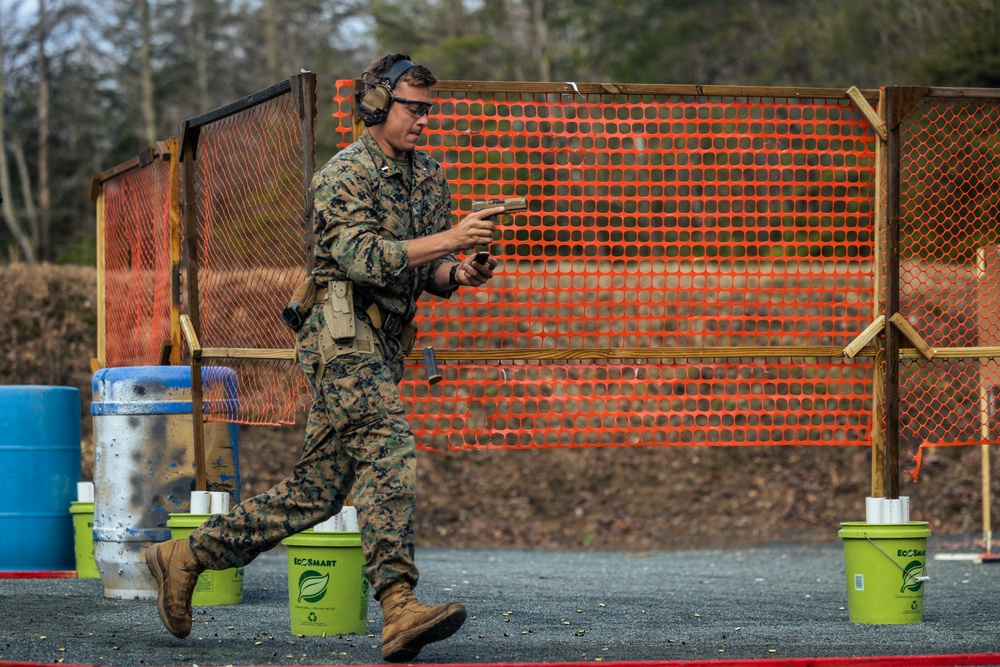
[{"xmin": 178, "ymin": 72, "xmax": 317, "ymax": 489}]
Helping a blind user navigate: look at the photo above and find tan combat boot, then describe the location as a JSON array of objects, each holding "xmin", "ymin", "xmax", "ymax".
[
  {"xmin": 379, "ymin": 580, "xmax": 467, "ymax": 662},
  {"xmin": 145, "ymin": 538, "xmax": 205, "ymax": 638}
]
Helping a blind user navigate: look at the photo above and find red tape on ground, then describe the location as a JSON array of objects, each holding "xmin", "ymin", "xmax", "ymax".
[{"xmin": 5, "ymin": 654, "xmax": 1000, "ymax": 667}]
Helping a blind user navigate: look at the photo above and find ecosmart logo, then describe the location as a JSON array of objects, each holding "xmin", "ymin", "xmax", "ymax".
[
  {"xmin": 297, "ymin": 570, "xmax": 330, "ymax": 603},
  {"xmin": 294, "ymin": 557, "xmax": 338, "ymax": 567},
  {"xmin": 900, "ymin": 560, "xmax": 925, "ymax": 593},
  {"xmin": 897, "ymin": 548, "xmax": 925, "ymax": 557}
]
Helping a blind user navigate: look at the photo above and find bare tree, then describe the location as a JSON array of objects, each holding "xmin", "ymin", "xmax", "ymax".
[
  {"xmin": 0, "ymin": 3, "xmax": 38, "ymax": 263},
  {"xmin": 139, "ymin": 0, "xmax": 157, "ymax": 146},
  {"xmin": 264, "ymin": 0, "xmax": 280, "ymax": 82},
  {"xmin": 530, "ymin": 0, "xmax": 550, "ymax": 81},
  {"xmin": 194, "ymin": 0, "xmax": 212, "ymax": 113},
  {"xmin": 37, "ymin": 0, "xmax": 52, "ymax": 261}
]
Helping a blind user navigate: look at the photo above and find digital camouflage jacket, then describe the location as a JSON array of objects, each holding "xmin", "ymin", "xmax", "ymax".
[{"xmin": 310, "ymin": 132, "xmax": 457, "ymax": 323}]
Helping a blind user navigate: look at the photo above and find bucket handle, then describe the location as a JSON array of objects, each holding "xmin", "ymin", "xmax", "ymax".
[{"xmin": 865, "ymin": 535, "xmax": 930, "ymax": 584}]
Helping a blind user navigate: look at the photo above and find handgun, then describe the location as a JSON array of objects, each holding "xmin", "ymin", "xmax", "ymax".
[
  {"xmin": 471, "ymin": 196, "xmax": 528, "ymax": 215},
  {"xmin": 470, "ymin": 197, "xmax": 528, "ymax": 263}
]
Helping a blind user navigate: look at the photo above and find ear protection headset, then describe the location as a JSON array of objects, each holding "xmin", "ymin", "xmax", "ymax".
[{"xmin": 355, "ymin": 58, "xmax": 417, "ymax": 127}]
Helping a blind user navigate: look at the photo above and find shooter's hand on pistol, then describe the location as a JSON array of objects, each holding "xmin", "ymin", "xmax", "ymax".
[{"xmin": 451, "ymin": 205, "xmax": 504, "ymax": 250}]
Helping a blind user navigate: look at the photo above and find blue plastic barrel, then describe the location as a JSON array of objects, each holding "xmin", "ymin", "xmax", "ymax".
[
  {"xmin": 0, "ymin": 386, "xmax": 82, "ymax": 571},
  {"xmin": 91, "ymin": 365, "xmax": 240, "ymax": 599}
]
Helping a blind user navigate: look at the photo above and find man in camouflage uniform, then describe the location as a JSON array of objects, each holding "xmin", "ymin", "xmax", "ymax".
[{"xmin": 145, "ymin": 53, "xmax": 504, "ymax": 662}]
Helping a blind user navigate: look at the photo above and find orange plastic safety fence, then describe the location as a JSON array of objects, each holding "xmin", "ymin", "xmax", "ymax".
[
  {"xmin": 401, "ymin": 359, "xmax": 871, "ymax": 450},
  {"xmin": 898, "ymin": 95, "xmax": 1000, "ymax": 449},
  {"xmin": 99, "ymin": 153, "xmax": 174, "ymax": 368},
  {"xmin": 332, "ymin": 82, "xmax": 878, "ymax": 450},
  {"xmin": 189, "ymin": 88, "xmax": 313, "ymax": 424}
]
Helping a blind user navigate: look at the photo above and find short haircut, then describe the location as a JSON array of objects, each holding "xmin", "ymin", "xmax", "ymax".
[{"xmin": 366, "ymin": 53, "xmax": 437, "ymax": 89}]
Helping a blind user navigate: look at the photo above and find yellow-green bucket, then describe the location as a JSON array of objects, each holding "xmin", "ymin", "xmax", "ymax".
[
  {"xmin": 69, "ymin": 501, "xmax": 99, "ymax": 579},
  {"xmin": 838, "ymin": 521, "xmax": 931, "ymax": 624},
  {"xmin": 282, "ymin": 530, "xmax": 369, "ymax": 636},
  {"xmin": 166, "ymin": 513, "xmax": 243, "ymax": 605}
]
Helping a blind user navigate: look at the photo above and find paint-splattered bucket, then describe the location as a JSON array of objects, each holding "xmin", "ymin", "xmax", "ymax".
[{"xmin": 91, "ymin": 366, "xmax": 240, "ymax": 599}]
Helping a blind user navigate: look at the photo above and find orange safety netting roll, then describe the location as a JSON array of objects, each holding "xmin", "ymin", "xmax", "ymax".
[
  {"xmin": 333, "ymin": 82, "xmax": 878, "ymax": 450},
  {"xmin": 100, "ymin": 152, "xmax": 174, "ymax": 368}
]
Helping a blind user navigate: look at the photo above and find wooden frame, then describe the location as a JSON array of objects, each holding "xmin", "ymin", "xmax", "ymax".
[
  {"xmin": 89, "ymin": 143, "xmax": 181, "ymax": 371},
  {"xmin": 179, "ymin": 72, "xmax": 317, "ymax": 491}
]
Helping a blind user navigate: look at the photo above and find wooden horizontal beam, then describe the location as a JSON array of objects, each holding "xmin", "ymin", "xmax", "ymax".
[
  {"xmin": 433, "ymin": 80, "xmax": 878, "ymax": 100},
  {"xmin": 188, "ymin": 344, "xmax": 991, "ymax": 363},
  {"xmin": 200, "ymin": 348, "xmax": 296, "ymax": 361},
  {"xmin": 925, "ymin": 87, "xmax": 1000, "ymax": 99},
  {"xmin": 407, "ymin": 345, "xmax": 1000, "ymax": 363},
  {"xmin": 183, "ymin": 343, "xmax": 1000, "ymax": 366},
  {"xmin": 407, "ymin": 345, "xmax": 854, "ymax": 362},
  {"xmin": 926, "ymin": 346, "xmax": 1000, "ymax": 359}
]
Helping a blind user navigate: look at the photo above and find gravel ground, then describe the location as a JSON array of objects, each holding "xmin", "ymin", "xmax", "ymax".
[{"xmin": 3, "ymin": 542, "xmax": 1000, "ymax": 666}]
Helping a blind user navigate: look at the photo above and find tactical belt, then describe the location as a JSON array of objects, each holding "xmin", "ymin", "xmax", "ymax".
[{"xmin": 309, "ymin": 284, "xmax": 417, "ymax": 388}]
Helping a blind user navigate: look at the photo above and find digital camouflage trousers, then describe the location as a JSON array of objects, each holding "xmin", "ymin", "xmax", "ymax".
[{"xmin": 188, "ymin": 304, "xmax": 418, "ymax": 598}]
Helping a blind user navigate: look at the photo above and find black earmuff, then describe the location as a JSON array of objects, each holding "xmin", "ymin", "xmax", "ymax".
[{"xmin": 355, "ymin": 59, "xmax": 417, "ymax": 127}]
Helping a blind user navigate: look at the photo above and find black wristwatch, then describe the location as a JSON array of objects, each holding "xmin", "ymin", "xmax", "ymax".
[{"xmin": 448, "ymin": 263, "xmax": 460, "ymax": 287}]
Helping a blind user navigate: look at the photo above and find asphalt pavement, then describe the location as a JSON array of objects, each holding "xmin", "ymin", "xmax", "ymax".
[{"xmin": 3, "ymin": 540, "xmax": 1000, "ymax": 666}]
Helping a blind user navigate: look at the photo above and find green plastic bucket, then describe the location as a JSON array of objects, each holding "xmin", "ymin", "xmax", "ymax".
[
  {"xmin": 69, "ymin": 501, "xmax": 99, "ymax": 579},
  {"xmin": 838, "ymin": 521, "xmax": 931, "ymax": 624},
  {"xmin": 166, "ymin": 513, "xmax": 243, "ymax": 605},
  {"xmin": 282, "ymin": 530, "xmax": 369, "ymax": 636}
]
